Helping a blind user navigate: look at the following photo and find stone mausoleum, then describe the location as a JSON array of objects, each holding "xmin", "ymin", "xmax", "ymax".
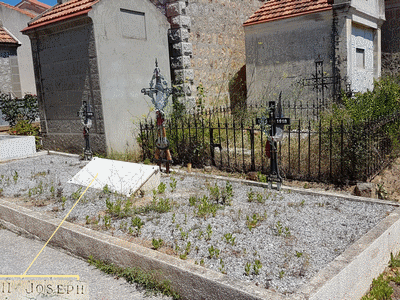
[
  {"xmin": 22, "ymin": 0, "xmax": 263, "ymax": 154},
  {"xmin": 244, "ymin": 0, "xmax": 386, "ymax": 105},
  {"xmin": 22, "ymin": 0, "xmax": 171, "ymax": 154}
]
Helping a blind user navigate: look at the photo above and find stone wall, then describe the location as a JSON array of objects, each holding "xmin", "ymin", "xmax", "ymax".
[
  {"xmin": 28, "ymin": 17, "xmax": 106, "ymax": 154},
  {"xmin": 382, "ymin": 0, "xmax": 400, "ymax": 75},
  {"xmin": 168, "ymin": 0, "xmax": 263, "ymax": 108}
]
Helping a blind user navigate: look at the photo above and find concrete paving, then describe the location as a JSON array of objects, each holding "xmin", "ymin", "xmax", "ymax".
[{"xmin": 0, "ymin": 228, "xmax": 170, "ymax": 300}]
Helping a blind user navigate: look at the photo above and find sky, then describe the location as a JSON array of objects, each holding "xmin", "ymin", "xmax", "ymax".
[{"xmin": 3, "ymin": 0, "xmax": 57, "ymax": 7}]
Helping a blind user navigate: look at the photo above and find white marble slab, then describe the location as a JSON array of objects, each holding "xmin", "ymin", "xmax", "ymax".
[
  {"xmin": 68, "ymin": 157, "xmax": 160, "ymax": 196},
  {"xmin": 0, "ymin": 135, "xmax": 36, "ymax": 161}
]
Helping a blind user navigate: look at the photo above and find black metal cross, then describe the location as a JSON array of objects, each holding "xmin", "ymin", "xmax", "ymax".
[{"xmin": 257, "ymin": 95, "xmax": 290, "ymax": 190}]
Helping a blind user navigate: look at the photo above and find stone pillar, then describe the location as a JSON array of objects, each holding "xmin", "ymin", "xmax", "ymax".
[{"xmin": 166, "ymin": 0, "xmax": 195, "ymax": 110}]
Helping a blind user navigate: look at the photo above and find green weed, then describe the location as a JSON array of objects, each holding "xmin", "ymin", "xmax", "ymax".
[
  {"xmin": 253, "ymin": 259, "xmax": 262, "ymax": 275},
  {"xmin": 157, "ymin": 182, "xmax": 167, "ymax": 194},
  {"xmin": 245, "ymin": 262, "xmax": 251, "ymax": 276},
  {"xmin": 88, "ymin": 256, "xmax": 180, "ymax": 299},
  {"xmin": 170, "ymin": 177, "xmax": 177, "ymax": 192},
  {"xmin": 71, "ymin": 187, "xmax": 82, "ymax": 200},
  {"xmin": 152, "ymin": 238, "xmax": 163, "ymax": 250},
  {"xmin": 208, "ymin": 245, "xmax": 220, "ymax": 258},
  {"xmin": 13, "ymin": 171, "xmax": 18, "ymax": 184}
]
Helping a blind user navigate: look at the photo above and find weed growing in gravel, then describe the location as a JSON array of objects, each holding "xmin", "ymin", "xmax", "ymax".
[
  {"xmin": 208, "ymin": 183, "xmax": 220, "ymax": 202},
  {"xmin": 123, "ymin": 198, "xmax": 133, "ymax": 215},
  {"xmin": 71, "ymin": 187, "xmax": 82, "ymax": 200},
  {"xmin": 219, "ymin": 259, "xmax": 227, "ymax": 274},
  {"xmin": 61, "ymin": 196, "xmax": 67, "ymax": 209},
  {"xmin": 256, "ymin": 193, "xmax": 265, "ymax": 204},
  {"xmin": 152, "ymin": 238, "xmax": 163, "ymax": 250},
  {"xmin": 275, "ymin": 221, "xmax": 283, "ymax": 236},
  {"xmin": 246, "ymin": 214, "xmax": 265, "ymax": 231},
  {"xmin": 245, "ymin": 262, "xmax": 251, "ymax": 276},
  {"xmin": 179, "ymin": 241, "xmax": 191, "ymax": 260},
  {"xmin": 13, "ymin": 171, "xmax": 18, "ymax": 184},
  {"xmin": 172, "ymin": 213, "xmax": 176, "ymax": 223},
  {"xmin": 208, "ymin": 245, "xmax": 220, "ymax": 258},
  {"xmin": 106, "ymin": 198, "xmax": 126, "ymax": 218},
  {"xmin": 120, "ymin": 221, "xmax": 128, "ymax": 231},
  {"xmin": 284, "ymin": 227, "xmax": 291, "ymax": 237},
  {"xmin": 200, "ymin": 259, "xmax": 205, "ymax": 266},
  {"xmin": 157, "ymin": 182, "xmax": 166, "ymax": 194},
  {"xmin": 247, "ymin": 189, "xmax": 255, "ymax": 202},
  {"xmin": 103, "ymin": 215, "xmax": 111, "ymax": 229},
  {"xmin": 196, "ymin": 196, "xmax": 220, "ymax": 219},
  {"xmin": 279, "ymin": 270, "xmax": 285, "ymax": 279},
  {"xmin": 253, "ymin": 260, "xmax": 262, "ymax": 275},
  {"xmin": 131, "ymin": 216, "xmax": 144, "ymax": 235},
  {"xmin": 170, "ymin": 177, "xmax": 177, "ymax": 192},
  {"xmin": 103, "ymin": 184, "xmax": 111, "ymax": 194},
  {"xmin": 189, "ymin": 196, "xmax": 197, "ymax": 206},
  {"xmin": 50, "ymin": 185, "xmax": 55, "ymax": 198},
  {"xmin": 197, "ymin": 230, "xmax": 203, "ymax": 240},
  {"xmin": 206, "ymin": 224, "xmax": 212, "ymax": 241},
  {"xmin": 223, "ymin": 233, "xmax": 236, "ymax": 245},
  {"xmin": 134, "ymin": 197, "xmax": 173, "ymax": 214},
  {"xmin": 88, "ymin": 256, "xmax": 181, "ymax": 299},
  {"xmin": 179, "ymin": 228, "xmax": 188, "ymax": 240},
  {"xmin": 207, "ymin": 181, "xmax": 233, "ymax": 205},
  {"xmin": 295, "ymin": 251, "xmax": 303, "ymax": 258}
]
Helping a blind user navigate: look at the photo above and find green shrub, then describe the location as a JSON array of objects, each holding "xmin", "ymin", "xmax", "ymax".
[{"xmin": 0, "ymin": 93, "xmax": 38, "ymax": 126}]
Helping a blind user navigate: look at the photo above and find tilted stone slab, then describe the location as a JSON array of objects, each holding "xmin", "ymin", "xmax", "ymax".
[{"xmin": 68, "ymin": 157, "xmax": 159, "ymax": 196}]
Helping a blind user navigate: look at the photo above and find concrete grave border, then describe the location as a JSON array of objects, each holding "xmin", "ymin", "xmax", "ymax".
[{"xmin": 1, "ymin": 160, "xmax": 400, "ymax": 299}]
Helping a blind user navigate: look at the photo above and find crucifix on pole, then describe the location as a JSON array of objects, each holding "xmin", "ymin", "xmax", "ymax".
[
  {"xmin": 257, "ymin": 93, "xmax": 290, "ymax": 190},
  {"xmin": 141, "ymin": 59, "xmax": 174, "ymax": 173}
]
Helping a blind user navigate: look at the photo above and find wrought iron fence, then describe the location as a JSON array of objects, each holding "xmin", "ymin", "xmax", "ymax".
[{"xmin": 139, "ymin": 112, "xmax": 400, "ymax": 183}]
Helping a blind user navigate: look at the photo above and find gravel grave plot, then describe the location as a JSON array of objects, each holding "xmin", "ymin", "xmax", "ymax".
[{"xmin": 0, "ymin": 154, "xmax": 396, "ymax": 294}]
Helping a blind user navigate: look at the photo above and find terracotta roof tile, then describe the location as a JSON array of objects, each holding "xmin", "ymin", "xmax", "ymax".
[
  {"xmin": 26, "ymin": 0, "xmax": 99, "ymax": 30},
  {"xmin": 244, "ymin": 0, "xmax": 332, "ymax": 26},
  {"xmin": 0, "ymin": 26, "xmax": 19, "ymax": 44},
  {"xmin": 0, "ymin": 1, "xmax": 36, "ymax": 18}
]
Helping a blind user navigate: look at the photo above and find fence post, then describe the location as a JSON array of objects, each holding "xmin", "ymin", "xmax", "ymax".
[
  {"xmin": 250, "ymin": 120, "xmax": 255, "ymax": 171},
  {"xmin": 210, "ymin": 126, "xmax": 216, "ymax": 166}
]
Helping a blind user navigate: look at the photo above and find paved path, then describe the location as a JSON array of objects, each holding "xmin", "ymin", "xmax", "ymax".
[{"xmin": 0, "ymin": 228, "xmax": 171, "ymax": 300}]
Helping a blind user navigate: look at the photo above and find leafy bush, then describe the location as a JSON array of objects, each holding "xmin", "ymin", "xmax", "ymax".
[{"xmin": 0, "ymin": 93, "xmax": 38, "ymax": 126}]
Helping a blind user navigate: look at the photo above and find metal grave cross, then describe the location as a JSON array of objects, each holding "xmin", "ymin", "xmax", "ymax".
[{"xmin": 257, "ymin": 94, "xmax": 290, "ymax": 190}]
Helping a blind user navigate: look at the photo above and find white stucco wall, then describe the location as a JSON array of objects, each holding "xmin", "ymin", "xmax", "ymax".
[
  {"xmin": 89, "ymin": 0, "xmax": 170, "ymax": 153},
  {"xmin": 0, "ymin": 5, "xmax": 36, "ymax": 96},
  {"xmin": 350, "ymin": 24, "xmax": 374, "ymax": 92},
  {"xmin": 245, "ymin": 10, "xmax": 334, "ymax": 105}
]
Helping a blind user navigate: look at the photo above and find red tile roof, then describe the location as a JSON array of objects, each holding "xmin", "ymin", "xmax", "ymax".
[
  {"xmin": 23, "ymin": 0, "xmax": 99, "ymax": 31},
  {"xmin": 0, "ymin": 26, "xmax": 19, "ymax": 44},
  {"xmin": 0, "ymin": 1, "xmax": 36, "ymax": 18},
  {"xmin": 244, "ymin": 0, "xmax": 332, "ymax": 26}
]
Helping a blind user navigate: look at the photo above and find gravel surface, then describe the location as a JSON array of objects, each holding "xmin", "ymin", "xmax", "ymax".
[{"xmin": 0, "ymin": 154, "xmax": 395, "ymax": 294}]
